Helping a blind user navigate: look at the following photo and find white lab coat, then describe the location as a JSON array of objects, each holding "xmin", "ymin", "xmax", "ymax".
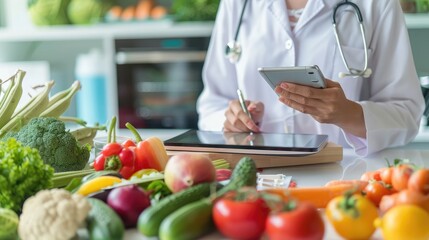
[{"xmin": 197, "ymin": 0, "xmax": 425, "ymax": 156}]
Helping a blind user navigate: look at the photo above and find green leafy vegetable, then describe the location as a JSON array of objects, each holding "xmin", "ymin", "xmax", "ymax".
[
  {"xmin": 2, "ymin": 117, "xmax": 90, "ymax": 172},
  {"xmin": 0, "ymin": 138, "xmax": 54, "ymax": 213}
]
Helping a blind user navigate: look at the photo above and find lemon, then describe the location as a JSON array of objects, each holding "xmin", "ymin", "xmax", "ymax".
[
  {"xmin": 0, "ymin": 208, "xmax": 19, "ymax": 239},
  {"xmin": 374, "ymin": 204, "xmax": 429, "ymax": 240}
]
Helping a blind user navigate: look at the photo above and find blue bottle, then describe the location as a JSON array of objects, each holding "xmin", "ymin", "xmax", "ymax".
[{"xmin": 75, "ymin": 49, "xmax": 107, "ymax": 126}]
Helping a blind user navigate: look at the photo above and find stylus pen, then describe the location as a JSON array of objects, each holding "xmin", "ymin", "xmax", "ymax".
[
  {"xmin": 237, "ymin": 89, "xmax": 253, "ymax": 121},
  {"xmin": 237, "ymin": 89, "xmax": 255, "ymax": 143}
]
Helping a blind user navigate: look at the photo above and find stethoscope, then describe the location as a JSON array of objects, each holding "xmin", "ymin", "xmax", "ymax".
[{"xmin": 225, "ymin": 0, "xmax": 372, "ymax": 78}]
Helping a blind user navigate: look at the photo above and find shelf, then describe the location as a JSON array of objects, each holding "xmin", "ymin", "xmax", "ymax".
[
  {"xmin": 404, "ymin": 13, "xmax": 429, "ymax": 29},
  {"xmin": 0, "ymin": 13, "xmax": 427, "ymax": 42},
  {"xmin": 0, "ymin": 21, "xmax": 214, "ymax": 42}
]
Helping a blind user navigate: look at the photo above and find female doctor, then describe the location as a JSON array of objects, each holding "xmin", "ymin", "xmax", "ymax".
[{"xmin": 196, "ymin": 0, "xmax": 425, "ymax": 156}]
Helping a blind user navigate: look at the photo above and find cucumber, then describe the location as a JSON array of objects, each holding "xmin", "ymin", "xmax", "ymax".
[
  {"xmin": 86, "ymin": 198, "xmax": 125, "ymax": 240},
  {"xmin": 159, "ymin": 198, "xmax": 214, "ymax": 240},
  {"xmin": 138, "ymin": 181, "xmax": 219, "ymax": 237},
  {"xmin": 217, "ymin": 156, "xmax": 257, "ymax": 195},
  {"xmin": 158, "ymin": 157, "xmax": 257, "ymax": 240}
]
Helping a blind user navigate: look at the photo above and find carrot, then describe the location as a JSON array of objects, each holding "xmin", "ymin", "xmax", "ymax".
[
  {"xmin": 105, "ymin": 6, "xmax": 123, "ymax": 22},
  {"xmin": 136, "ymin": 0, "xmax": 153, "ymax": 20},
  {"xmin": 150, "ymin": 6, "xmax": 167, "ymax": 20},
  {"xmin": 324, "ymin": 179, "xmax": 369, "ymax": 188},
  {"xmin": 263, "ymin": 183, "xmax": 367, "ymax": 209},
  {"xmin": 121, "ymin": 6, "xmax": 136, "ymax": 21}
]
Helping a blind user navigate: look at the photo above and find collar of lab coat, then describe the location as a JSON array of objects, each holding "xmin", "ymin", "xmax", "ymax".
[{"xmin": 263, "ymin": 0, "xmax": 327, "ymax": 35}]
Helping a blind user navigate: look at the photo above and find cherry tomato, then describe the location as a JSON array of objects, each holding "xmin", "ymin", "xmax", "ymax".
[
  {"xmin": 391, "ymin": 164, "xmax": 414, "ymax": 191},
  {"xmin": 119, "ymin": 148, "xmax": 135, "ymax": 167},
  {"xmin": 122, "ymin": 139, "xmax": 136, "ymax": 148},
  {"xmin": 93, "ymin": 154, "xmax": 106, "ymax": 171},
  {"xmin": 266, "ymin": 201, "xmax": 324, "ymax": 240},
  {"xmin": 326, "ymin": 193, "xmax": 378, "ymax": 240},
  {"xmin": 360, "ymin": 170, "xmax": 382, "ymax": 182},
  {"xmin": 213, "ymin": 189, "xmax": 270, "ymax": 240},
  {"xmin": 408, "ymin": 169, "xmax": 429, "ymax": 194},
  {"xmin": 364, "ymin": 180, "xmax": 395, "ymax": 207},
  {"xmin": 380, "ymin": 167, "xmax": 394, "ymax": 185},
  {"xmin": 119, "ymin": 166, "xmax": 135, "ymax": 179},
  {"xmin": 380, "ymin": 189, "xmax": 429, "ymax": 214},
  {"xmin": 101, "ymin": 142, "xmax": 123, "ymax": 157}
]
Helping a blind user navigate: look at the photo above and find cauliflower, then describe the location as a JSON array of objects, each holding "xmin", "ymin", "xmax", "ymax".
[{"xmin": 18, "ymin": 189, "xmax": 91, "ymax": 240}]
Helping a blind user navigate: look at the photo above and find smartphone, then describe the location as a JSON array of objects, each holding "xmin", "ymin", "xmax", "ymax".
[{"xmin": 258, "ymin": 65, "xmax": 326, "ymax": 89}]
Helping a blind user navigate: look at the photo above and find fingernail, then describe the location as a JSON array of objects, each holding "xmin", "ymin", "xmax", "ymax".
[{"xmin": 281, "ymin": 83, "xmax": 289, "ymax": 89}]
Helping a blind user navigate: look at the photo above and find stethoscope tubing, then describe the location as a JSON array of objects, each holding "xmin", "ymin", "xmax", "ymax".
[{"xmin": 226, "ymin": 0, "xmax": 372, "ymax": 78}]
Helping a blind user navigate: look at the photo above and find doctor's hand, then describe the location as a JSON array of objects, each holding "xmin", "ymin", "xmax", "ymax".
[
  {"xmin": 223, "ymin": 100, "xmax": 263, "ymax": 133},
  {"xmin": 274, "ymin": 79, "xmax": 366, "ymax": 138}
]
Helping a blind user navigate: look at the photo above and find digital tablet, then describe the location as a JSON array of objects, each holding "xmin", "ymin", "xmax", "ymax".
[
  {"xmin": 258, "ymin": 65, "xmax": 326, "ymax": 89},
  {"xmin": 164, "ymin": 130, "xmax": 328, "ymax": 155}
]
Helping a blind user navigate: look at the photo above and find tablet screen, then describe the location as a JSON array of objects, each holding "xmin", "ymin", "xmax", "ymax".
[{"xmin": 164, "ymin": 130, "xmax": 328, "ymax": 155}]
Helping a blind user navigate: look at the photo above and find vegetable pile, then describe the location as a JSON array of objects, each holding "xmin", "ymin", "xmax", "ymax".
[{"xmin": 0, "ymin": 138, "xmax": 54, "ymax": 213}]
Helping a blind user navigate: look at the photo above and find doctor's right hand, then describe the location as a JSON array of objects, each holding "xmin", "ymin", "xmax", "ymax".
[{"xmin": 223, "ymin": 100, "xmax": 263, "ymax": 132}]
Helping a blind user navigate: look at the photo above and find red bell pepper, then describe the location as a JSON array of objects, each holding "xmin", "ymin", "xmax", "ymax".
[{"xmin": 125, "ymin": 123, "xmax": 169, "ymax": 171}]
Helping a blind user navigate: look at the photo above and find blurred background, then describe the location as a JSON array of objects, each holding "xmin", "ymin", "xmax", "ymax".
[{"xmin": 0, "ymin": 0, "xmax": 428, "ymax": 132}]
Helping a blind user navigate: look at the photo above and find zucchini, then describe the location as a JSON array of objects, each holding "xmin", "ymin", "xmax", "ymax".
[
  {"xmin": 86, "ymin": 198, "xmax": 125, "ymax": 240},
  {"xmin": 138, "ymin": 181, "xmax": 219, "ymax": 237},
  {"xmin": 158, "ymin": 156, "xmax": 257, "ymax": 240}
]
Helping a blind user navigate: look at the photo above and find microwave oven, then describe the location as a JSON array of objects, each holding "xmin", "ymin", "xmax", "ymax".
[{"xmin": 115, "ymin": 36, "xmax": 210, "ymax": 129}]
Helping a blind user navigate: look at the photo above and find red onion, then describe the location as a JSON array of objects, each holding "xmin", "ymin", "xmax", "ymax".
[{"xmin": 107, "ymin": 185, "xmax": 151, "ymax": 228}]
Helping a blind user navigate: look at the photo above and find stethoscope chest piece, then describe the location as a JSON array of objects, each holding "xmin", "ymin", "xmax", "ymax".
[{"xmin": 225, "ymin": 41, "xmax": 242, "ymax": 64}]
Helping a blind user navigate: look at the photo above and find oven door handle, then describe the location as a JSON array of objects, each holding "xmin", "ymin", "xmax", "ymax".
[{"xmin": 116, "ymin": 51, "xmax": 207, "ymax": 64}]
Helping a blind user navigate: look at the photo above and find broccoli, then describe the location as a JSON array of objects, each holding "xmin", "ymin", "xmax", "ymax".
[
  {"xmin": 2, "ymin": 117, "xmax": 90, "ymax": 172},
  {"xmin": 0, "ymin": 138, "xmax": 54, "ymax": 213}
]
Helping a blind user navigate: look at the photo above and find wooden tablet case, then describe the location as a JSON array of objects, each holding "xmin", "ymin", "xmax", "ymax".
[{"xmin": 167, "ymin": 142, "xmax": 343, "ymax": 169}]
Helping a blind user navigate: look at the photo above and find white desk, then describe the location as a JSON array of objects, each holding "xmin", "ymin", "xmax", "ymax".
[{"xmin": 115, "ymin": 129, "xmax": 429, "ymax": 240}]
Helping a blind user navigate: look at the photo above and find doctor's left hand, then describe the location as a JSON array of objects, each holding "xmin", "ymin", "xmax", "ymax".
[{"xmin": 274, "ymin": 79, "xmax": 366, "ymax": 138}]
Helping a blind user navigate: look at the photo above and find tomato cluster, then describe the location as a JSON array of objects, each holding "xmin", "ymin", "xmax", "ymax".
[
  {"xmin": 360, "ymin": 160, "xmax": 429, "ymax": 213},
  {"xmin": 212, "ymin": 187, "xmax": 325, "ymax": 240}
]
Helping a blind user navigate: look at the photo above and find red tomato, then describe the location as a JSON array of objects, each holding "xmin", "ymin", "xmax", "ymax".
[
  {"xmin": 101, "ymin": 142, "xmax": 123, "ymax": 157},
  {"xmin": 122, "ymin": 139, "xmax": 136, "ymax": 148},
  {"xmin": 364, "ymin": 180, "xmax": 395, "ymax": 207},
  {"xmin": 119, "ymin": 148, "xmax": 135, "ymax": 167},
  {"xmin": 380, "ymin": 167, "xmax": 394, "ymax": 185},
  {"xmin": 119, "ymin": 166, "xmax": 135, "ymax": 179},
  {"xmin": 408, "ymin": 169, "xmax": 429, "ymax": 194},
  {"xmin": 93, "ymin": 154, "xmax": 106, "ymax": 171},
  {"xmin": 391, "ymin": 164, "xmax": 414, "ymax": 191},
  {"xmin": 213, "ymin": 192, "xmax": 270, "ymax": 240},
  {"xmin": 266, "ymin": 202, "xmax": 325, "ymax": 240},
  {"xmin": 360, "ymin": 170, "xmax": 382, "ymax": 182}
]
